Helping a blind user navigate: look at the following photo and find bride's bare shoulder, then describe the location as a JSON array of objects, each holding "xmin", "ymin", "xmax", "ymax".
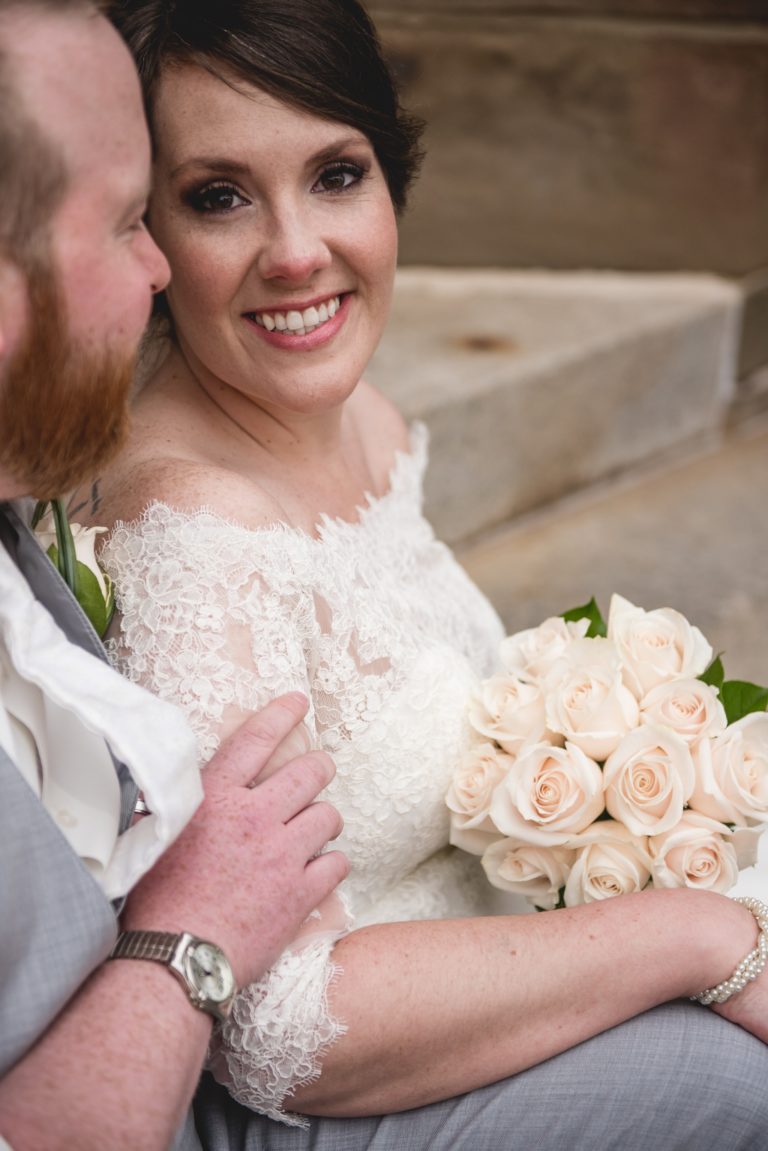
[
  {"xmin": 73, "ymin": 450, "xmax": 284, "ymax": 535},
  {"xmin": 71, "ymin": 367, "xmax": 285, "ymax": 530}
]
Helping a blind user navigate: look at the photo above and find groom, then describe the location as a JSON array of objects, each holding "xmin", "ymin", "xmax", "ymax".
[{"xmin": 0, "ymin": 3, "xmax": 347, "ymax": 1148}]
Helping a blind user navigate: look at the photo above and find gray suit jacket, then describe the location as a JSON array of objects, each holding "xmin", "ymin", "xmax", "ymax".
[
  {"xmin": 0, "ymin": 503, "xmax": 233, "ymax": 1149},
  {"xmin": 0, "ymin": 503, "xmax": 137, "ymax": 1076}
]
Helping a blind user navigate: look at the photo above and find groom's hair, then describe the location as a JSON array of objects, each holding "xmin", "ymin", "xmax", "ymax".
[{"xmin": 0, "ymin": 0, "xmax": 103, "ymax": 270}]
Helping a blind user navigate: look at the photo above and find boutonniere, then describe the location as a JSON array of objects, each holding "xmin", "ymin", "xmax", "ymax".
[{"xmin": 31, "ymin": 498, "xmax": 115, "ymax": 638}]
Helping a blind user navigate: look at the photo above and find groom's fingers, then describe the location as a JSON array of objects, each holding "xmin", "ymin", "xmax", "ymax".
[
  {"xmin": 208, "ymin": 693, "xmax": 311, "ymax": 789},
  {"xmin": 256, "ymin": 752, "xmax": 338, "ymax": 824}
]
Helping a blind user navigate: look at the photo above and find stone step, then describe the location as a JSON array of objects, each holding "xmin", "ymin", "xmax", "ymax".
[
  {"xmin": 367, "ymin": 267, "xmax": 741, "ymax": 545},
  {"xmin": 368, "ymin": 3, "xmax": 768, "ymax": 274},
  {"xmin": 458, "ymin": 409, "xmax": 768, "ymax": 684}
]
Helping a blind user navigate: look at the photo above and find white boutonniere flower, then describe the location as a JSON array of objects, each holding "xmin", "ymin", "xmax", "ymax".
[{"xmin": 32, "ymin": 499, "xmax": 115, "ymax": 638}]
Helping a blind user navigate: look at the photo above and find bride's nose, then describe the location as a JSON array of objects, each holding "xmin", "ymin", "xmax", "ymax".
[{"xmin": 256, "ymin": 206, "xmax": 332, "ymax": 284}]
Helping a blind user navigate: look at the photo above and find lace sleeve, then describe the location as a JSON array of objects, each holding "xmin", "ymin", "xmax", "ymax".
[
  {"xmin": 100, "ymin": 504, "xmax": 348, "ymax": 1124},
  {"xmin": 102, "ymin": 505, "xmax": 315, "ymax": 761}
]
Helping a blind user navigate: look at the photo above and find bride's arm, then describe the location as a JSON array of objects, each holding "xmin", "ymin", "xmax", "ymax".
[{"xmin": 292, "ymin": 888, "xmax": 766, "ymax": 1116}]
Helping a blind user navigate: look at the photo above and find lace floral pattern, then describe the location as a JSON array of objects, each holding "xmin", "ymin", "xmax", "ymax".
[
  {"xmin": 101, "ymin": 423, "xmax": 505, "ymax": 1121},
  {"xmin": 207, "ymin": 939, "xmax": 347, "ymax": 1125}
]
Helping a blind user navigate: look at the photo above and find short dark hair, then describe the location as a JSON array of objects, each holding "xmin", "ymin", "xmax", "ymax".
[
  {"xmin": 109, "ymin": 0, "xmax": 424, "ymax": 213},
  {"xmin": 0, "ymin": 0, "xmax": 102, "ymax": 267}
]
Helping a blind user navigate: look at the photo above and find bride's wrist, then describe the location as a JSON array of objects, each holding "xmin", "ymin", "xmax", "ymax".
[
  {"xmin": 686, "ymin": 891, "xmax": 764, "ymax": 1001},
  {"xmin": 692, "ymin": 897, "xmax": 768, "ymax": 1006}
]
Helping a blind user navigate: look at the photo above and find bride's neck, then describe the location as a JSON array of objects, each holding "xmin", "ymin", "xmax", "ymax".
[{"xmin": 171, "ymin": 345, "xmax": 351, "ymax": 465}]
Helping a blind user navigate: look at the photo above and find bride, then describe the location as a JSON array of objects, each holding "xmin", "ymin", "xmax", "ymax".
[{"xmin": 84, "ymin": 0, "xmax": 768, "ymax": 1145}]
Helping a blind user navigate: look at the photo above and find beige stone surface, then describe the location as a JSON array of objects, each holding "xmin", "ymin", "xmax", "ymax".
[
  {"xmin": 458, "ymin": 413, "xmax": 768, "ymax": 684},
  {"xmin": 371, "ymin": 2, "xmax": 766, "ymax": 16},
  {"xmin": 372, "ymin": 11, "xmax": 768, "ymax": 273},
  {"xmin": 740, "ymin": 267, "xmax": 768, "ymax": 377},
  {"xmin": 369, "ymin": 268, "xmax": 740, "ymax": 543}
]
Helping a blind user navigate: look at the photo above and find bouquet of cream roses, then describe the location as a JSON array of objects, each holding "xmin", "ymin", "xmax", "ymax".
[{"xmin": 447, "ymin": 595, "xmax": 768, "ymax": 909}]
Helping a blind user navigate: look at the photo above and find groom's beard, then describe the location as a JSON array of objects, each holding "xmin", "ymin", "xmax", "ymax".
[{"xmin": 0, "ymin": 265, "xmax": 136, "ymax": 500}]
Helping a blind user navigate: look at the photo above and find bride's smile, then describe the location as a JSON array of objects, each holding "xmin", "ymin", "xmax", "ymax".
[
  {"xmin": 243, "ymin": 291, "xmax": 348, "ymax": 347},
  {"xmin": 148, "ymin": 63, "xmax": 398, "ymax": 421}
]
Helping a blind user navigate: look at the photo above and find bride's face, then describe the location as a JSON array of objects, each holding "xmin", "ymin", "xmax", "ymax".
[{"xmin": 148, "ymin": 63, "xmax": 398, "ymax": 416}]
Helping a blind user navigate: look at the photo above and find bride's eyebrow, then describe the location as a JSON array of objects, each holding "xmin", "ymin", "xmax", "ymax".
[
  {"xmin": 169, "ymin": 136, "xmax": 372, "ymax": 182},
  {"xmin": 170, "ymin": 157, "xmax": 252, "ymax": 181},
  {"xmin": 308, "ymin": 135, "xmax": 372, "ymax": 164}
]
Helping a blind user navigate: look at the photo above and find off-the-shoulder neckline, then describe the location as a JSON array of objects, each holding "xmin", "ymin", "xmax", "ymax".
[{"xmin": 108, "ymin": 421, "xmax": 428, "ymax": 545}]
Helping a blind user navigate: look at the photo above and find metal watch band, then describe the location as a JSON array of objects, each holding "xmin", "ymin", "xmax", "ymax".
[
  {"xmin": 109, "ymin": 929, "xmax": 236, "ymax": 1021},
  {"xmin": 110, "ymin": 929, "xmax": 182, "ymax": 964}
]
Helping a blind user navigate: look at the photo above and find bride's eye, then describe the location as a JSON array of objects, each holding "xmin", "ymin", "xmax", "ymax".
[
  {"xmin": 186, "ymin": 182, "xmax": 250, "ymax": 214},
  {"xmin": 313, "ymin": 161, "xmax": 367, "ymax": 194}
]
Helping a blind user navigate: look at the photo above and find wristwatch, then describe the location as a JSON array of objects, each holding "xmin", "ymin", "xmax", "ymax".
[{"xmin": 109, "ymin": 930, "xmax": 237, "ymax": 1021}]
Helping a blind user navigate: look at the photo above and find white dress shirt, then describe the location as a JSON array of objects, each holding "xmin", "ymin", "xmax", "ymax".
[{"xmin": 0, "ymin": 532, "xmax": 203, "ymax": 900}]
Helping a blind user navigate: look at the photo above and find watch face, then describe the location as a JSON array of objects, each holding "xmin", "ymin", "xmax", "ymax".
[{"xmin": 187, "ymin": 942, "xmax": 236, "ymax": 1004}]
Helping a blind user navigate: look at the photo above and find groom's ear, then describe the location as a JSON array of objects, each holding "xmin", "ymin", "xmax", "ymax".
[{"xmin": 0, "ymin": 255, "xmax": 27, "ymax": 371}]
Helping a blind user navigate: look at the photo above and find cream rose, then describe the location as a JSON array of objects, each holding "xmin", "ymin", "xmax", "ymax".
[
  {"xmin": 603, "ymin": 723, "xmax": 695, "ymax": 836},
  {"xmin": 544, "ymin": 637, "xmax": 639, "ymax": 761},
  {"xmin": 467, "ymin": 674, "xmax": 554, "ymax": 754},
  {"xmin": 689, "ymin": 712, "xmax": 768, "ymax": 824},
  {"xmin": 447, "ymin": 742, "xmax": 513, "ymax": 856},
  {"xmin": 564, "ymin": 821, "xmax": 652, "ymax": 906},
  {"xmin": 489, "ymin": 742, "xmax": 605, "ymax": 846},
  {"xmin": 607, "ymin": 594, "xmax": 712, "ymax": 698},
  {"xmin": 499, "ymin": 616, "xmax": 589, "ymax": 685},
  {"xmin": 730, "ymin": 824, "xmax": 764, "ymax": 871},
  {"xmin": 481, "ymin": 838, "xmax": 575, "ymax": 909},
  {"xmin": 639, "ymin": 678, "xmax": 726, "ymax": 745},
  {"xmin": 35, "ymin": 514, "xmax": 111, "ymax": 599},
  {"xmin": 649, "ymin": 812, "xmax": 739, "ymax": 893}
]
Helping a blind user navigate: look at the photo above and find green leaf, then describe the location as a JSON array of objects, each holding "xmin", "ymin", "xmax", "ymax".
[
  {"xmin": 561, "ymin": 597, "xmax": 607, "ymax": 639},
  {"xmin": 700, "ymin": 655, "xmax": 725, "ymax": 691},
  {"xmin": 31, "ymin": 499, "xmax": 49, "ymax": 530},
  {"xmin": 74, "ymin": 560, "xmax": 109, "ymax": 637},
  {"xmin": 46, "ymin": 546, "xmax": 110, "ymax": 637},
  {"xmin": 720, "ymin": 680, "xmax": 768, "ymax": 725}
]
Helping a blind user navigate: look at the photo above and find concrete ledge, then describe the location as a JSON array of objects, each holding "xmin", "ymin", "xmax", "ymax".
[
  {"xmin": 375, "ymin": 14, "xmax": 768, "ymax": 273},
  {"xmin": 368, "ymin": 268, "xmax": 741, "ymax": 544},
  {"xmin": 370, "ymin": 2, "xmax": 766, "ymax": 17}
]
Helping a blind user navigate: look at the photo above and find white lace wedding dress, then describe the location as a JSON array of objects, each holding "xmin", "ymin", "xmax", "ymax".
[{"xmin": 101, "ymin": 423, "xmax": 505, "ymax": 1123}]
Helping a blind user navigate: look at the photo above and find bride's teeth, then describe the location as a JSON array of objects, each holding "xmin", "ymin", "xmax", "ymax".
[{"xmin": 254, "ymin": 295, "xmax": 341, "ymax": 334}]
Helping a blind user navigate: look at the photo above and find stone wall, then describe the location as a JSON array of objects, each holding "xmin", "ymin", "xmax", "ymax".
[{"xmin": 367, "ymin": 1, "xmax": 768, "ymax": 276}]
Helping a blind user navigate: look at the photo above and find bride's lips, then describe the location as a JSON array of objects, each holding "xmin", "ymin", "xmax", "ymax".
[{"xmin": 242, "ymin": 292, "xmax": 350, "ymax": 350}]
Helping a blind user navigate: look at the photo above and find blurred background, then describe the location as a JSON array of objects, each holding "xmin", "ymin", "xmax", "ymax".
[{"xmin": 365, "ymin": 0, "xmax": 768, "ymax": 690}]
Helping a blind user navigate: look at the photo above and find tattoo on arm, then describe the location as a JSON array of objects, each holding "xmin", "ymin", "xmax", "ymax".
[
  {"xmin": 67, "ymin": 480, "xmax": 102, "ymax": 520},
  {"xmin": 90, "ymin": 480, "xmax": 103, "ymax": 517}
]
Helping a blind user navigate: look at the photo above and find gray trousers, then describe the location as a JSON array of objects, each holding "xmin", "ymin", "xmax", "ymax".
[{"xmin": 185, "ymin": 1001, "xmax": 768, "ymax": 1150}]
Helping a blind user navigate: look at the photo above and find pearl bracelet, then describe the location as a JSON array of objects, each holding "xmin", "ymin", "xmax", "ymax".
[{"xmin": 692, "ymin": 896, "xmax": 768, "ymax": 1007}]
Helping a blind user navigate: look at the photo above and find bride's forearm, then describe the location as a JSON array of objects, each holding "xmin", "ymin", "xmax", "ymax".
[{"xmin": 292, "ymin": 889, "xmax": 758, "ymax": 1117}]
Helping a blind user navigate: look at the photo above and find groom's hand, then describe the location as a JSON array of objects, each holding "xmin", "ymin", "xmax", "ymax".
[{"xmin": 122, "ymin": 693, "xmax": 348, "ymax": 987}]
